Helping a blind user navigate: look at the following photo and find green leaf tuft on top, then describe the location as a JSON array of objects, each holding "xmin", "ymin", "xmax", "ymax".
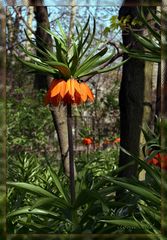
[{"xmin": 16, "ymin": 16, "xmax": 123, "ymax": 80}]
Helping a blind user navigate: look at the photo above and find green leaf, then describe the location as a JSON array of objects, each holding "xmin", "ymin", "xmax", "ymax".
[
  {"xmin": 100, "ymin": 219, "xmax": 148, "ymax": 229},
  {"xmin": 45, "ymin": 49, "xmax": 58, "ymax": 61},
  {"xmin": 131, "ymin": 32, "xmax": 160, "ymax": 53},
  {"xmin": 106, "ymin": 178, "xmax": 160, "ymax": 205},
  {"xmin": 7, "ymin": 182, "xmax": 56, "ymax": 198},
  {"xmin": 45, "ymin": 61, "xmax": 71, "ymax": 78},
  {"xmin": 138, "ymin": 203, "xmax": 160, "ymax": 222},
  {"xmin": 149, "ymin": 8, "xmax": 161, "ymax": 27},
  {"xmin": 15, "ymin": 55, "xmax": 57, "ymax": 74},
  {"xmin": 75, "ymin": 47, "xmax": 108, "ymax": 77},
  {"xmin": 79, "ymin": 27, "xmax": 91, "ymax": 59},
  {"xmin": 18, "ymin": 45, "xmax": 43, "ymax": 62},
  {"xmin": 70, "ymin": 43, "xmax": 79, "ymax": 75},
  {"xmin": 134, "ymin": 211, "xmax": 160, "ymax": 235},
  {"xmin": 99, "ymin": 186, "xmax": 122, "ymax": 195},
  {"xmin": 120, "ymin": 146, "xmax": 161, "ymax": 188},
  {"xmin": 30, "ymin": 196, "xmax": 68, "ymax": 210},
  {"xmin": 40, "ymin": 26, "xmax": 68, "ymax": 63},
  {"xmin": 16, "ymin": 220, "xmax": 52, "ymax": 232},
  {"xmin": 76, "ymin": 16, "xmax": 90, "ymax": 57},
  {"xmin": 40, "ymin": 26, "xmax": 67, "ymax": 52},
  {"xmin": 138, "ymin": 159, "xmax": 161, "ymax": 188},
  {"xmin": 79, "ymin": 17, "xmax": 96, "ymax": 60},
  {"xmin": 110, "ymin": 161, "xmax": 135, "ymax": 177},
  {"xmin": 120, "ymin": 43, "xmax": 160, "ymax": 63},
  {"xmin": 80, "ymin": 15, "xmax": 90, "ymax": 34},
  {"xmin": 77, "ymin": 58, "xmax": 129, "ymax": 78},
  {"xmin": 139, "ymin": 7, "xmax": 161, "ymax": 41},
  {"xmin": 24, "ymin": 30, "xmax": 49, "ymax": 58},
  {"xmin": 56, "ymin": 19, "xmax": 67, "ymax": 41},
  {"xmin": 7, "ymin": 206, "xmax": 60, "ymax": 219},
  {"xmin": 48, "ymin": 166, "xmax": 69, "ymax": 203},
  {"xmin": 74, "ymin": 189, "xmax": 104, "ymax": 208},
  {"xmin": 54, "ymin": 37, "xmax": 67, "ymax": 64},
  {"xmin": 97, "ymin": 48, "xmax": 116, "ymax": 65},
  {"xmin": 129, "ymin": 53, "xmax": 160, "ymax": 62}
]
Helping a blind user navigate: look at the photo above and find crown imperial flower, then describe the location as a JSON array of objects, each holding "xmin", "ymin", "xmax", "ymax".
[
  {"xmin": 16, "ymin": 16, "xmax": 124, "ymax": 95},
  {"xmin": 148, "ymin": 153, "xmax": 167, "ymax": 170},
  {"xmin": 113, "ymin": 137, "xmax": 121, "ymax": 143},
  {"xmin": 82, "ymin": 137, "xmax": 93, "ymax": 145},
  {"xmin": 45, "ymin": 79, "xmax": 94, "ymax": 106}
]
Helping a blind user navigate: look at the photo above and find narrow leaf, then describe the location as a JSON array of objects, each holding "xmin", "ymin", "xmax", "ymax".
[
  {"xmin": 100, "ymin": 219, "xmax": 148, "ymax": 229},
  {"xmin": 48, "ymin": 166, "xmax": 69, "ymax": 203},
  {"xmin": 75, "ymin": 47, "xmax": 108, "ymax": 77},
  {"xmin": 45, "ymin": 61, "xmax": 71, "ymax": 78},
  {"xmin": 131, "ymin": 32, "xmax": 160, "ymax": 53},
  {"xmin": 15, "ymin": 55, "xmax": 57, "ymax": 74},
  {"xmin": 80, "ymin": 17, "xmax": 96, "ymax": 59},
  {"xmin": 7, "ymin": 206, "xmax": 60, "ymax": 219},
  {"xmin": 30, "ymin": 196, "xmax": 68, "ymax": 210},
  {"xmin": 56, "ymin": 19, "xmax": 67, "ymax": 41},
  {"xmin": 24, "ymin": 30, "xmax": 49, "ymax": 58},
  {"xmin": 7, "ymin": 182, "xmax": 56, "ymax": 198},
  {"xmin": 78, "ymin": 58, "xmax": 128, "ymax": 78},
  {"xmin": 139, "ymin": 7, "xmax": 161, "ymax": 41},
  {"xmin": 107, "ymin": 178, "xmax": 160, "ymax": 205}
]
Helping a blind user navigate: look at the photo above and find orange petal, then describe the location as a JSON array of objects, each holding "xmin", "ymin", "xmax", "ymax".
[
  {"xmin": 59, "ymin": 80, "xmax": 66, "ymax": 98},
  {"xmin": 84, "ymin": 83, "xmax": 94, "ymax": 102},
  {"xmin": 51, "ymin": 80, "xmax": 63, "ymax": 97},
  {"xmin": 79, "ymin": 83, "xmax": 88, "ymax": 102},
  {"xmin": 65, "ymin": 79, "xmax": 74, "ymax": 99},
  {"xmin": 73, "ymin": 79, "xmax": 82, "ymax": 94},
  {"xmin": 44, "ymin": 79, "xmax": 59, "ymax": 105},
  {"xmin": 80, "ymin": 82, "xmax": 94, "ymax": 102}
]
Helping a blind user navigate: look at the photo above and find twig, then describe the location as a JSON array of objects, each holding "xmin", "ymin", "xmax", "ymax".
[{"xmin": 13, "ymin": 6, "xmax": 35, "ymax": 35}]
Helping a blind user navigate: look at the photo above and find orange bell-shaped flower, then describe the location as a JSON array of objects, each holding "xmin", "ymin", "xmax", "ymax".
[
  {"xmin": 45, "ymin": 79, "xmax": 94, "ymax": 106},
  {"xmin": 82, "ymin": 137, "xmax": 93, "ymax": 145}
]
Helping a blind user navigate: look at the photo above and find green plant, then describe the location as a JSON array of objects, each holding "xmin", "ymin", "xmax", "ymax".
[
  {"xmin": 120, "ymin": 7, "xmax": 161, "ymax": 63},
  {"xmin": 16, "ymin": 17, "xmax": 126, "ymax": 80},
  {"xmin": 7, "ymin": 89, "xmax": 56, "ymax": 156},
  {"xmin": 99, "ymin": 121, "xmax": 166, "ymax": 238},
  {"xmin": 76, "ymin": 148, "xmax": 118, "ymax": 177},
  {"xmin": 7, "ymin": 151, "xmax": 129, "ymax": 234}
]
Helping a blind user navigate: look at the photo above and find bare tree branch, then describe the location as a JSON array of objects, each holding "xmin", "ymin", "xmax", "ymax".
[{"xmin": 13, "ymin": 6, "xmax": 35, "ymax": 35}]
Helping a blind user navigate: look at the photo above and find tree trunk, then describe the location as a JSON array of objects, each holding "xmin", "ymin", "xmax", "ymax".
[
  {"xmin": 32, "ymin": 1, "xmax": 75, "ymax": 176},
  {"xmin": 68, "ymin": 0, "xmax": 76, "ymax": 42},
  {"xmin": 33, "ymin": 5, "xmax": 50, "ymax": 89},
  {"xmin": 155, "ymin": 63, "xmax": 161, "ymax": 117},
  {"xmin": 139, "ymin": 9, "xmax": 156, "ymax": 180},
  {"xmin": 26, "ymin": 6, "xmax": 34, "ymax": 52},
  {"xmin": 6, "ymin": 6, "xmax": 21, "ymax": 92},
  {"xmin": 118, "ymin": 5, "xmax": 145, "ymax": 178}
]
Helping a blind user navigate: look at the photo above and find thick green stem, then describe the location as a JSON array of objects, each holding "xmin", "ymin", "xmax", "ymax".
[{"xmin": 67, "ymin": 104, "xmax": 75, "ymax": 205}]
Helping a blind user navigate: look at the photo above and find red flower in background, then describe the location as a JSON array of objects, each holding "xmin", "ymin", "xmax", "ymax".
[
  {"xmin": 113, "ymin": 137, "xmax": 121, "ymax": 143},
  {"xmin": 83, "ymin": 138, "xmax": 93, "ymax": 145},
  {"xmin": 148, "ymin": 152, "xmax": 167, "ymax": 170}
]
